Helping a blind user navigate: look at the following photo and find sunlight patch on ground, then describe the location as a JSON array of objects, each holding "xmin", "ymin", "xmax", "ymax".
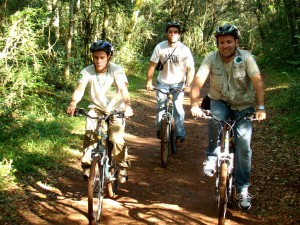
[
  {"xmin": 266, "ymin": 84, "xmax": 289, "ymax": 91},
  {"xmin": 102, "ymin": 199, "xmax": 221, "ymax": 225}
]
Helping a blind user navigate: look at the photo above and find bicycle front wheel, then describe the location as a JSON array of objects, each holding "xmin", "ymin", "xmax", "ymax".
[
  {"xmin": 88, "ymin": 156, "xmax": 105, "ymax": 225},
  {"xmin": 160, "ymin": 118, "xmax": 171, "ymax": 167},
  {"xmin": 170, "ymin": 118, "xmax": 177, "ymax": 154},
  {"xmin": 218, "ymin": 162, "xmax": 228, "ymax": 225}
]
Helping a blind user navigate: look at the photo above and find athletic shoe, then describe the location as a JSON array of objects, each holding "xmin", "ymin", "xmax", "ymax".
[
  {"xmin": 118, "ymin": 168, "xmax": 128, "ymax": 184},
  {"xmin": 203, "ymin": 158, "xmax": 216, "ymax": 177},
  {"xmin": 237, "ymin": 190, "xmax": 252, "ymax": 210},
  {"xmin": 82, "ymin": 167, "xmax": 90, "ymax": 181},
  {"xmin": 176, "ymin": 136, "xmax": 185, "ymax": 142}
]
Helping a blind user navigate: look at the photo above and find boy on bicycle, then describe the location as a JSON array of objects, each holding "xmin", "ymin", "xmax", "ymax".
[
  {"xmin": 190, "ymin": 24, "xmax": 266, "ymax": 210},
  {"xmin": 66, "ymin": 40, "xmax": 133, "ymax": 182}
]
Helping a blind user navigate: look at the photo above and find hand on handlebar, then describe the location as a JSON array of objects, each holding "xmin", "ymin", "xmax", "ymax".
[
  {"xmin": 255, "ymin": 110, "xmax": 266, "ymax": 121},
  {"xmin": 146, "ymin": 82, "xmax": 154, "ymax": 91},
  {"xmin": 191, "ymin": 106, "xmax": 205, "ymax": 118},
  {"xmin": 124, "ymin": 106, "xmax": 133, "ymax": 118},
  {"xmin": 66, "ymin": 102, "xmax": 77, "ymax": 116}
]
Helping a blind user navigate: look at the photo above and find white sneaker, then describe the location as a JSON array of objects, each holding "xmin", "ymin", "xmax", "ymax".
[
  {"xmin": 203, "ymin": 158, "xmax": 216, "ymax": 177},
  {"xmin": 237, "ymin": 191, "xmax": 252, "ymax": 210},
  {"xmin": 118, "ymin": 168, "xmax": 128, "ymax": 184}
]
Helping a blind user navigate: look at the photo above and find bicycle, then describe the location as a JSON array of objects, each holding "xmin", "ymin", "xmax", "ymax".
[
  {"xmin": 74, "ymin": 108, "xmax": 125, "ymax": 225},
  {"xmin": 201, "ymin": 110, "xmax": 255, "ymax": 225},
  {"xmin": 154, "ymin": 88, "xmax": 183, "ymax": 168}
]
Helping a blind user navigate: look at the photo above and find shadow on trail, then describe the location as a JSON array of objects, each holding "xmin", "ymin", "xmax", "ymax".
[{"xmin": 97, "ymin": 89, "xmax": 265, "ymax": 225}]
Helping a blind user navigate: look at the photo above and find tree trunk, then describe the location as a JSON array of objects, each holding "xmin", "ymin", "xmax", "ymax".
[
  {"xmin": 101, "ymin": 5, "xmax": 109, "ymax": 41},
  {"xmin": 283, "ymin": 0, "xmax": 298, "ymax": 54},
  {"xmin": 0, "ymin": 0, "xmax": 7, "ymax": 26},
  {"xmin": 46, "ymin": 0, "xmax": 60, "ymax": 57},
  {"xmin": 84, "ymin": 0, "xmax": 92, "ymax": 64},
  {"xmin": 64, "ymin": 0, "xmax": 78, "ymax": 80}
]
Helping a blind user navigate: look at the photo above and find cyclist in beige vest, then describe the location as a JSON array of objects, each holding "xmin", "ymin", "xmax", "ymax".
[{"xmin": 190, "ymin": 24, "xmax": 266, "ymax": 210}]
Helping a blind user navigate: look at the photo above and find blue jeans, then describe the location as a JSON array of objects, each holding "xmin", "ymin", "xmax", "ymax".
[
  {"xmin": 156, "ymin": 81, "xmax": 185, "ymax": 138},
  {"xmin": 206, "ymin": 100, "xmax": 254, "ymax": 192}
]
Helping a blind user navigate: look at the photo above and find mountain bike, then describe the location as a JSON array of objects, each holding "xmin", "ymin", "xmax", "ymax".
[
  {"xmin": 154, "ymin": 88, "xmax": 183, "ymax": 168},
  {"xmin": 201, "ymin": 110, "xmax": 255, "ymax": 225},
  {"xmin": 74, "ymin": 108, "xmax": 124, "ymax": 225}
]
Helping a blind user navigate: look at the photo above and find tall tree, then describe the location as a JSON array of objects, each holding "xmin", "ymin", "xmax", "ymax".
[
  {"xmin": 64, "ymin": 0, "xmax": 80, "ymax": 80},
  {"xmin": 46, "ymin": 0, "xmax": 60, "ymax": 56},
  {"xmin": 283, "ymin": 0, "xmax": 299, "ymax": 54}
]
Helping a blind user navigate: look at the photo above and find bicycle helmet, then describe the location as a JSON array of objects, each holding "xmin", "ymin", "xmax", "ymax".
[
  {"xmin": 89, "ymin": 40, "xmax": 114, "ymax": 55},
  {"xmin": 166, "ymin": 21, "xmax": 182, "ymax": 33},
  {"xmin": 214, "ymin": 24, "xmax": 240, "ymax": 39}
]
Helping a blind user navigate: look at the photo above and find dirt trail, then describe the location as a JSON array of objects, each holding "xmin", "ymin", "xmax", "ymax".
[{"xmin": 15, "ymin": 90, "xmax": 267, "ymax": 225}]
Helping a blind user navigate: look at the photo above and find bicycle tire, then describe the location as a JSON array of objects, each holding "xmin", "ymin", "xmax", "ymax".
[
  {"xmin": 218, "ymin": 162, "xmax": 228, "ymax": 225},
  {"xmin": 170, "ymin": 118, "xmax": 177, "ymax": 154},
  {"xmin": 160, "ymin": 118, "xmax": 170, "ymax": 167},
  {"xmin": 107, "ymin": 158, "xmax": 118, "ymax": 198},
  {"xmin": 88, "ymin": 156, "xmax": 104, "ymax": 225},
  {"xmin": 228, "ymin": 179, "xmax": 236, "ymax": 208}
]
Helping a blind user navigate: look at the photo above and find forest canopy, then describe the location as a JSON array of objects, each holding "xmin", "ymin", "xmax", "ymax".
[{"xmin": 0, "ymin": 0, "xmax": 299, "ymax": 117}]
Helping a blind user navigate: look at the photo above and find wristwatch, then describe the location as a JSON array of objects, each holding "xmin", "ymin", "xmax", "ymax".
[
  {"xmin": 185, "ymin": 83, "xmax": 191, "ymax": 87},
  {"xmin": 258, "ymin": 105, "xmax": 265, "ymax": 110}
]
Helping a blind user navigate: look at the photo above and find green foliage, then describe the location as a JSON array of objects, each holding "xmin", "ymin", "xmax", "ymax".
[
  {"xmin": 263, "ymin": 68, "xmax": 300, "ymax": 141},
  {"xmin": 0, "ymin": 115, "xmax": 84, "ymax": 191},
  {"xmin": 0, "ymin": 8, "xmax": 49, "ymax": 117}
]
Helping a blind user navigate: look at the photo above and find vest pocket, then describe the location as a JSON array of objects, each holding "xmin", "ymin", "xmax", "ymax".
[
  {"xmin": 211, "ymin": 66, "xmax": 223, "ymax": 91},
  {"xmin": 232, "ymin": 67, "xmax": 247, "ymax": 90}
]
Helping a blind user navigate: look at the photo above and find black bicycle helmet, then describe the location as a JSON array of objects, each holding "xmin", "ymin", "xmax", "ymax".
[
  {"xmin": 165, "ymin": 21, "xmax": 182, "ymax": 33},
  {"xmin": 89, "ymin": 40, "xmax": 114, "ymax": 55},
  {"xmin": 214, "ymin": 24, "xmax": 240, "ymax": 39}
]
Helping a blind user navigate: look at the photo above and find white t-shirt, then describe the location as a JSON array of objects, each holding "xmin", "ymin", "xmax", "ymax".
[
  {"xmin": 150, "ymin": 40, "xmax": 194, "ymax": 84},
  {"xmin": 78, "ymin": 62, "xmax": 128, "ymax": 113}
]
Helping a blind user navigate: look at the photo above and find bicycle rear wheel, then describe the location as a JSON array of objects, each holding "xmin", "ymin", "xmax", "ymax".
[
  {"xmin": 160, "ymin": 118, "xmax": 170, "ymax": 167},
  {"xmin": 170, "ymin": 118, "xmax": 177, "ymax": 154},
  {"xmin": 107, "ymin": 158, "xmax": 118, "ymax": 198},
  {"xmin": 218, "ymin": 162, "xmax": 228, "ymax": 225},
  {"xmin": 88, "ymin": 156, "xmax": 105, "ymax": 225}
]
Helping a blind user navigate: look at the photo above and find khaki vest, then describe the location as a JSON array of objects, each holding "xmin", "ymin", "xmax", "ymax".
[{"xmin": 208, "ymin": 49, "xmax": 258, "ymax": 111}]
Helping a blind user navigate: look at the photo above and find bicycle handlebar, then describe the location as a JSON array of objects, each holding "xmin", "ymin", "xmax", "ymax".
[
  {"xmin": 153, "ymin": 87, "xmax": 184, "ymax": 95},
  {"xmin": 74, "ymin": 108, "xmax": 124, "ymax": 120},
  {"xmin": 200, "ymin": 109, "xmax": 256, "ymax": 122}
]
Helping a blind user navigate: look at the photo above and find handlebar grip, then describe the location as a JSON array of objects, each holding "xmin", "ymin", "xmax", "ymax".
[{"xmin": 73, "ymin": 108, "xmax": 86, "ymax": 117}]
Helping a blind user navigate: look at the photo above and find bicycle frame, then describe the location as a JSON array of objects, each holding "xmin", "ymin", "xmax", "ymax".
[
  {"xmin": 75, "ymin": 108, "xmax": 115, "ymax": 181},
  {"xmin": 74, "ymin": 108, "xmax": 123, "ymax": 225},
  {"xmin": 155, "ymin": 88, "xmax": 183, "ymax": 167},
  {"xmin": 201, "ymin": 110, "xmax": 255, "ymax": 225},
  {"xmin": 216, "ymin": 121, "xmax": 235, "ymax": 203}
]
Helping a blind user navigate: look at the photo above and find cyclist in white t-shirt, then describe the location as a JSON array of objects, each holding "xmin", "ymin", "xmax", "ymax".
[
  {"xmin": 67, "ymin": 40, "xmax": 133, "ymax": 182},
  {"xmin": 146, "ymin": 21, "xmax": 195, "ymax": 142}
]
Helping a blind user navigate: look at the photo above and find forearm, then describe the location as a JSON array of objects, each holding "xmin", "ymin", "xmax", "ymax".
[
  {"xmin": 147, "ymin": 69, "xmax": 154, "ymax": 84},
  {"xmin": 120, "ymin": 86, "xmax": 131, "ymax": 108},
  {"xmin": 147, "ymin": 61, "xmax": 156, "ymax": 85},
  {"xmin": 251, "ymin": 74, "xmax": 265, "ymax": 106},
  {"xmin": 67, "ymin": 83, "xmax": 85, "ymax": 115},
  {"xmin": 185, "ymin": 66, "xmax": 195, "ymax": 85},
  {"xmin": 70, "ymin": 90, "xmax": 84, "ymax": 105},
  {"xmin": 190, "ymin": 76, "xmax": 206, "ymax": 107}
]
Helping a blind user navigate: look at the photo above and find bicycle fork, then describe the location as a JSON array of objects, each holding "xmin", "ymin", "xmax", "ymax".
[{"xmin": 215, "ymin": 130, "xmax": 234, "ymax": 202}]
